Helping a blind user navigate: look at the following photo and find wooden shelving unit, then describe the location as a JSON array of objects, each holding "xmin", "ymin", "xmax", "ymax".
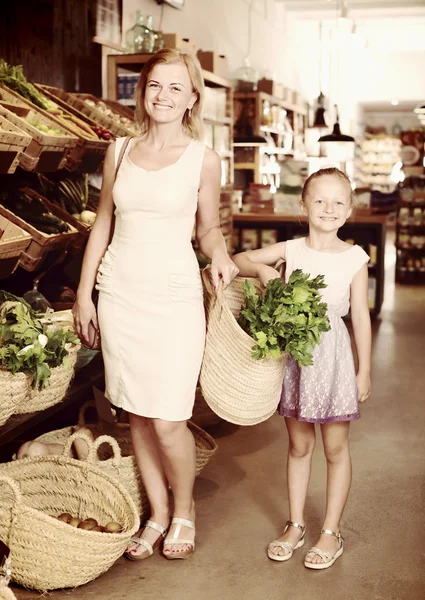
[
  {"xmin": 232, "ymin": 212, "xmax": 387, "ymax": 318},
  {"xmin": 233, "ymin": 91, "xmax": 308, "ymax": 190},
  {"xmin": 395, "ymin": 175, "xmax": 425, "ymax": 284},
  {"xmin": 106, "ymin": 53, "xmax": 234, "ymax": 252}
]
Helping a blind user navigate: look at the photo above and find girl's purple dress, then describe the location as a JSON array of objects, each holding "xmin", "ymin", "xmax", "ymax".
[{"xmin": 279, "ymin": 237, "xmax": 369, "ymax": 424}]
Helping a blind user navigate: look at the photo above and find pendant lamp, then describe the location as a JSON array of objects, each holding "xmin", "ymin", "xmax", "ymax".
[
  {"xmin": 312, "ymin": 92, "xmax": 327, "ymax": 128},
  {"xmin": 318, "ymin": 105, "xmax": 354, "ymax": 143}
]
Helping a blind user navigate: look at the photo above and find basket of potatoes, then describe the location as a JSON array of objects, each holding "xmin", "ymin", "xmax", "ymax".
[{"xmin": 0, "ymin": 432, "xmax": 139, "ymax": 592}]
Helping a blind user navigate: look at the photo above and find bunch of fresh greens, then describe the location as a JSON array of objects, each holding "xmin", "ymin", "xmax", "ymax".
[
  {"xmin": 238, "ymin": 269, "xmax": 331, "ymax": 366},
  {"xmin": 0, "ymin": 292, "xmax": 79, "ymax": 389},
  {"xmin": 0, "ymin": 59, "xmax": 50, "ymax": 110}
]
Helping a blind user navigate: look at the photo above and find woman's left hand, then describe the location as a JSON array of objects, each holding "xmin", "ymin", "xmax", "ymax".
[
  {"xmin": 357, "ymin": 372, "xmax": 371, "ymax": 403},
  {"xmin": 211, "ymin": 251, "xmax": 239, "ymax": 290}
]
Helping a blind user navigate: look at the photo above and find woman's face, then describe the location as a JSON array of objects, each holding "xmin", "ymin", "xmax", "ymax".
[{"xmin": 144, "ymin": 62, "xmax": 197, "ymax": 126}]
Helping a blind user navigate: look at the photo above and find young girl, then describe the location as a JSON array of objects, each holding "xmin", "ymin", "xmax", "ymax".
[{"xmin": 232, "ymin": 167, "xmax": 371, "ymax": 570}]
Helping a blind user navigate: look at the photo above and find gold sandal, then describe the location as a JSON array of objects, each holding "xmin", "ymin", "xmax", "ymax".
[
  {"xmin": 163, "ymin": 517, "xmax": 195, "ymax": 560},
  {"xmin": 267, "ymin": 521, "xmax": 306, "ymax": 562},
  {"xmin": 304, "ymin": 529, "xmax": 344, "ymax": 570},
  {"xmin": 124, "ymin": 520, "xmax": 168, "ymax": 561}
]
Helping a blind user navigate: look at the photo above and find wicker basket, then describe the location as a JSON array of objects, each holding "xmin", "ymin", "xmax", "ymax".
[
  {"xmin": 0, "ymin": 369, "xmax": 28, "ymax": 426},
  {"xmin": 35, "ymin": 409, "xmax": 218, "ymax": 517},
  {"xmin": 0, "ymin": 433, "xmax": 139, "ymax": 591},
  {"xmin": 13, "ymin": 343, "xmax": 79, "ymax": 414},
  {"xmin": 200, "ymin": 267, "xmax": 287, "ymax": 426},
  {"xmin": 191, "ymin": 386, "xmax": 223, "ymax": 429}
]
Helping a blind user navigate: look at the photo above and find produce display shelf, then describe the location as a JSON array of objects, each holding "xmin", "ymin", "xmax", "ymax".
[
  {"xmin": 0, "ymin": 115, "xmax": 32, "ymax": 174},
  {"xmin": 0, "ymin": 353, "xmax": 104, "ymax": 448},
  {"xmin": 0, "ymin": 190, "xmax": 80, "ymax": 272},
  {"xmin": 0, "ymin": 87, "xmax": 78, "ymax": 172}
]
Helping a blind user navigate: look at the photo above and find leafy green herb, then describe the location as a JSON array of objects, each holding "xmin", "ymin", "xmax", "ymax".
[
  {"xmin": 238, "ymin": 269, "xmax": 331, "ymax": 366},
  {"xmin": 0, "ymin": 59, "xmax": 50, "ymax": 110},
  {"xmin": 0, "ymin": 296, "xmax": 79, "ymax": 389}
]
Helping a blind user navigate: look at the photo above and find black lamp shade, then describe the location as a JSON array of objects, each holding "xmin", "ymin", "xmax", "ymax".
[
  {"xmin": 312, "ymin": 107, "xmax": 327, "ymax": 128},
  {"xmin": 318, "ymin": 121, "xmax": 354, "ymax": 143}
]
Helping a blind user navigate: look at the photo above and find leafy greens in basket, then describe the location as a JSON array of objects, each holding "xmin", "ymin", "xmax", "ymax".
[
  {"xmin": 238, "ymin": 269, "xmax": 331, "ymax": 366},
  {"xmin": 0, "ymin": 292, "xmax": 79, "ymax": 389}
]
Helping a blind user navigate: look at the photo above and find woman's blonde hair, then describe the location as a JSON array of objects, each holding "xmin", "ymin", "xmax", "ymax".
[
  {"xmin": 134, "ymin": 48, "xmax": 204, "ymax": 140},
  {"xmin": 301, "ymin": 167, "xmax": 355, "ymax": 206}
]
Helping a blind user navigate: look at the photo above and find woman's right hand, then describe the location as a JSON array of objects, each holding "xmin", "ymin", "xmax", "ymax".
[
  {"xmin": 72, "ymin": 296, "xmax": 98, "ymax": 343},
  {"xmin": 257, "ymin": 264, "xmax": 281, "ymax": 288}
]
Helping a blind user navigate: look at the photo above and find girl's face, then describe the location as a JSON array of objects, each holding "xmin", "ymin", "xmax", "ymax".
[
  {"xmin": 303, "ymin": 175, "xmax": 353, "ymax": 232},
  {"xmin": 144, "ymin": 62, "xmax": 197, "ymax": 127}
]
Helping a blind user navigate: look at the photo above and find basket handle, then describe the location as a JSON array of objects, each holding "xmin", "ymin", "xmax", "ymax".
[
  {"xmin": 87, "ymin": 434, "xmax": 122, "ymax": 463},
  {"xmin": 202, "ymin": 266, "xmax": 226, "ymax": 312},
  {"xmin": 78, "ymin": 400, "xmax": 97, "ymax": 426},
  {"xmin": 201, "ymin": 266, "xmax": 214, "ymax": 295},
  {"xmin": 0, "ymin": 475, "xmax": 23, "ymax": 505},
  {"xmin": 62, "ymin": 430, "xmax": 95, "ymax": 457}
]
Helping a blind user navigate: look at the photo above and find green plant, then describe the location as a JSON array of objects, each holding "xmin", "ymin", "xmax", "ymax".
[
  {"xmin": 238, "ymin": 269, "xmax": 331, "ymax": 366},
  {"xmin": 0, "ymin": 295, "xmax": 79, "ymax": 389}
]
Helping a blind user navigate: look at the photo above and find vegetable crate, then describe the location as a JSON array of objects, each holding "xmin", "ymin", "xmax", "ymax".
[
  {"xmin": 0, "ymin": 114, "xmax": 31, "ymax": 174},
  {"xmin": 0, "ymin": 191, "xmax": 80, "ymax": 272},
  {"xmin": 0, "ymin": 87, "xmax": 77, "ymax": 172},
  {"xmin": 34, "ymin": 84, "xmax": 110, "ymax": 173},
  {"xmin": 0, "ymin": 215, "xmax": 31, "ymax": 279},
  {"xmin": 51, "ymin": 88, "xmax": 134, "ymax": 138}
]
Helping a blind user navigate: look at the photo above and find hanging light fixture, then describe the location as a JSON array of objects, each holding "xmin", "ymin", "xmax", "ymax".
[
  {"xmin": 318, "ymin": 105, "xmax": 355, "ymax": 142},
  {"xmin": 312, "ymin": 22, "xmax": 328, "ymax": 129}
]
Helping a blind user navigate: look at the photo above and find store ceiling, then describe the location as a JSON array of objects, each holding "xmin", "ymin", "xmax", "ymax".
[{"xmin": 280, "ymin": 0, "xmax": 425, "ymax": 18}]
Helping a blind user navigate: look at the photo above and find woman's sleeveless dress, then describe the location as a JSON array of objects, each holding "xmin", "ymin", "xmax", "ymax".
[
  {"xmin": 96, "ymin": 137, "xmax": 206, "ymax": 421},
  {"xmin": 279, "ymin": 237, "xmax": 369, "ymax": 423}
]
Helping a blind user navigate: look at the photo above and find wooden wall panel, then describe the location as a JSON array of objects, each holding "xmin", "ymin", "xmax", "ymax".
[{"xmin": 0, "ymin": 0, "xmax": 102, "ymax": 96}]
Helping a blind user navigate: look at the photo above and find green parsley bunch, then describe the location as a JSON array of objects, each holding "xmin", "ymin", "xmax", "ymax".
[
  {"xmin": 238, "ymin": 269, "xmax": 331, "ymax": 366},
  {"xmin": 0, "ymin": 292, "xmax": 79, "ymax": 389}
]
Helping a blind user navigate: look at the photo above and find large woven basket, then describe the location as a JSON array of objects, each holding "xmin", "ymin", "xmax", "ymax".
[
  {"xmin": 35, "ymin": 409, "xmax": 218, "ymax": 518},
  {"xmin": 0, "ymin": 433, "xmax": 139, "ymax": 592},
  {"xmin": 0, "ymin": 369, "xmax": 28, "ymax": 426},
  {"xmin": 14, "ymin": 343, "xmax": 79, "ymax": 414},
  {"xmin": 191, "ymin": 386, "xmax": 223, "ymax": 429},
  {"xmin": 200, "ymin": 268, "xmax": 287, "ymax": 426}
]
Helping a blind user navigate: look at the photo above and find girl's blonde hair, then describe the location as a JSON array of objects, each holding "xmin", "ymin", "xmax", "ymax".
[
  {"xmin": 301, "ymin": 167, "xmax": 355, "ymax": 206},
  {"xmin": 134, "ymin": 48, "xmax": 204, "ymax": 140}
]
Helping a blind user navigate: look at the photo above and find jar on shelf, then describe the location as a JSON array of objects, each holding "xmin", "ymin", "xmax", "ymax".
[
  {"xmin": 234, "ymin": 57, "xmax": 259, "ymax": 92},
  {"xmin": 141, "ymin": 15, "xmax": 155, "ymax": 53},
  {"xmin": 124, "ymin": 10, "xmax": 144, "ymax": 53}
]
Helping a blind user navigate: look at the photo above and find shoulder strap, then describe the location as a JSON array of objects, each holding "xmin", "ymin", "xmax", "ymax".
[{"xmin": 114, "ymin": 136, "xmax": 132, "ymax": 181}]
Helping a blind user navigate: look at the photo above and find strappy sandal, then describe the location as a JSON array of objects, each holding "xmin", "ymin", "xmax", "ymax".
[
  {"xmin": 267, "ymin": 521, "xmax": 306, "ymax": 562},
  {"xmin": 304, "ymin": 529, "xmax": 344, "ymax": 570},
  {"xmin": 163, "ymin": 517, "xmax": 195, "ymax": 560},
  {"xmin": 124, "ymin": 520, "xmax": 168, "ymax": 561}
]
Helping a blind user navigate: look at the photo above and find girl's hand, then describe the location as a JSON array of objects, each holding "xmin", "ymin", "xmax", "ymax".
[
  {"xmin": 211, "ymin": 251, "xmax": 239, "ymax": 290},
  {"xmin": 258, "ymin": 264, "xmax": 281, "ymax": 288},
  {"xmin": 357, "ymin": 372, "xmax": 371, "ymax": 403},
  {"xmin": 72, "ymin": 297, "xmax": 98, "ymax": 343}
]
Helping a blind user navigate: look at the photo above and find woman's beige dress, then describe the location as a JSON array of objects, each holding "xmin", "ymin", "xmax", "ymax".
[{"xmin": 96, "ymin": 137, "xmax": 206, "ymax": 420}]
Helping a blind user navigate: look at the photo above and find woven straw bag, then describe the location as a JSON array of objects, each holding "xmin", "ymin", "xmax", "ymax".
[
  {"xmin": 0, "ymin": 432, "xmax": 139, "ymax": 592},
  {"xmin": 200, "ymin": 268, "xmax": 287, "ymax": 426},
  {"xmin": 14, "ymin": 344, "xmax": 79, "ymax": 414},
  {"xmin": 191, "ymin": 386, "xmax": 223, "ymax": 429},
  {"xmin": 0, "ymin": 370, "xmax": 27, "ymax": 426},
  {"xmin": 34, "ymin": 411, "xmax": 218, "ymax": 517}
]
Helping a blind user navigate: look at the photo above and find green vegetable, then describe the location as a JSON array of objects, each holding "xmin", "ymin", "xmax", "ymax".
[
  {"xmin": 238, "ymin": 269, "xmax": 331, "ymax": 366},
  {"xmin": 0, "ymin": 297, "xmax": 79, "ymax": 389},
  {"xmin": 0, "ymin": 60, "xmax": 50, "ymax": 110}
]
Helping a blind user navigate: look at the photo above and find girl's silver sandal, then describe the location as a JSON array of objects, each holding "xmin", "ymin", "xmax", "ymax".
[
  {"xmin": 267, "ymin": 520, "xmax": 306, "ymax": 562},
  {"xmin": 304, "ymin": 529, "xmax": 344, "ymax": 570}
]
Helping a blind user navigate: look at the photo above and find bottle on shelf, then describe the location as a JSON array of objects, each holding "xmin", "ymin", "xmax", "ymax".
[
  {"xmin": 153, "ymin": 30, "xmax": 165, "ymax": 52},
  {"xmin": 124, "ymin": 10, "xmax": 145, "ymax": 53},
  {"xmin": 141, "ymin": 15, "xmax": 155, "ymax": 53}
]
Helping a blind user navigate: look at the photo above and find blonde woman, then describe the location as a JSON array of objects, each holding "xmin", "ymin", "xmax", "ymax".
[{"xmin": 73, "ymin": 49, "xmax": 238, "ymax": 560}]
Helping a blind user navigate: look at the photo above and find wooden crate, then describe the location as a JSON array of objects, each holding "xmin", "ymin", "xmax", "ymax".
[
  {"xmin": 73, "ymin": 93, "xmax": 139, "ymax": 136},
  {"xmin": 0, "ymin": 98, "xmax": 77, "ymax": 173},
  {"xmin": 0, "ymin": 85, "xmax": 78, "ymax": 172},
  {"xmin": 45, "ymin": 87, "xmax": 133, "ymax": 138},
  {"xmin": 0, "ymin": 114, "xmax": 32, "ymax": 174},
  {"xmin": 197, "ymin": 51, "xmax": 230, "ymax": 79},
  {"xmin": 33, "ymin": 85, "xmax": 110, "ymax": 173},
  {"xmin": 0, "ymin": 215, "xmax": 31, "ymax": 259},
  {"xmin": 0, "ymin": 191, "xmax": 80, "ymax": 272}
]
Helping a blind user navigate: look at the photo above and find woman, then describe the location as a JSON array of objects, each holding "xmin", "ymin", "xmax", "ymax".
[{"xmin": 72, "ymin": 49, "xmax": 238, "ymax": 561}]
